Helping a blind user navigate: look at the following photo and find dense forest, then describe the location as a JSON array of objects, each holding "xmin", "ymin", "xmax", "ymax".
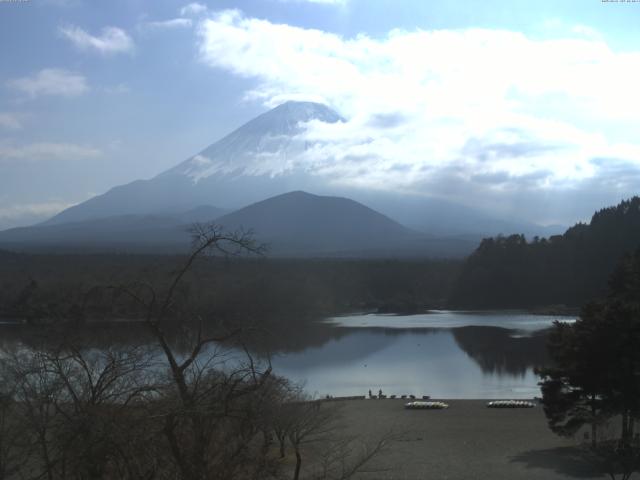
[
  {"xmin": 0, "ymin": 252, "xmax": 461, "ymax": 329},
  {"xmin": 450, "ymin": 197, "xmax": 640, "ymax": 309},
  {"xmin": 2, "ymin": 197, "xmax": 639, "ymax": 323}
]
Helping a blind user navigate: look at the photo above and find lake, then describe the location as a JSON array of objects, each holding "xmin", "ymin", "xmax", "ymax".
[
  {"xmin": 269, "ymin": 311, "xmax": 575, "ymax": 399},
  {"xmin": 0, "ymin": 310, "xmax": 575, "ymax": 400}
]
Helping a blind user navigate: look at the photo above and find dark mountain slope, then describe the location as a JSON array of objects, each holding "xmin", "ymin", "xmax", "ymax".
[
  {"xmin": 215, "ymin": 191, "xmax": 430, "ymax": 256},
  {"xmin": 0, "ymin": 191, "xmax": 476, "ymax": 257}
]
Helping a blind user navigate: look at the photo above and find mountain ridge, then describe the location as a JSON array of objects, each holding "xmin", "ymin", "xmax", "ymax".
[
  {"xmin": 0, "ymin": 190, "xmax": 479, "ymax": 257},
  {"xmin": 38, "ymin": 100, "xmax": 559, "ymax": 239}
]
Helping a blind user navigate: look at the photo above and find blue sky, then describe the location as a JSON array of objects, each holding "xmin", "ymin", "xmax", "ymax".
[{"xmin": 1, "ymin": 0, "xmax": 640, "ymax": 228}]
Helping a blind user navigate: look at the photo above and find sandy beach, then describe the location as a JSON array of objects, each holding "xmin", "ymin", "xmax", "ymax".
[{"xmin": 327, "ymin": 399, "xmax": 606, "ymax": 480}]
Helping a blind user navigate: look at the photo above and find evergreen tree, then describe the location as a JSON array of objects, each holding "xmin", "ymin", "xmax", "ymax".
[
  {"xmin": 451, "ymin": 197, "xmax": 640, "ymax": 309},
  {"xmin": 539, "ymin": 249, "xmax": 640, "ymax": 451}
]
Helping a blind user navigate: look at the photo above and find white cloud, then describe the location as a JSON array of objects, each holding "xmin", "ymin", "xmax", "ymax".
[
  {"xmin": 0, "ymin": 142, "xmax": 102, "ymax": 162},
  {"xmin": 570, "ymin": 24, "xmax": 603, "ymax": 40},
  {"xmin": 142, "ymin": 18, "xmax": 192, "ymax": 30},
  {"xmin": 59, "ymin": 25, "xmax": 134, "ymax": 55},
  {"xmin": 195, "ymin": 10, "xmax": 640, "ymax": 217},
  {"xmin": 0, "ymin": 113, "xmax": 22, "ymax": 130},
  {"xmin": 0, "ymin": 201, "xmax": 75, "ymax": 222},
  {"xmin": 180, "ymin": 2, "xmax": 207, "ymax": 16},
  {"xmin": 539, "ymin": 19, "xmax": 603, "ymax": 42},
  {"xmin": 6, "ymin": 68, "xmax": 89, "ymax": 98}
]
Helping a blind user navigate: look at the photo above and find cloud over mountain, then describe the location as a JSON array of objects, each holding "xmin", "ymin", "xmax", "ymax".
[{"xmin": 194, "ymin": 10, "xmax": 640, "ymax": 223}]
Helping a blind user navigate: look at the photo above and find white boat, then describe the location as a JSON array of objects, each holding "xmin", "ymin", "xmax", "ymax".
[
  {"xmin": 404, "ymin": 401, "xmax": 449, "ymax": 410},
  {"xmin": 486, "ymin": 400, "xmax": 535, "ymax": 408}
]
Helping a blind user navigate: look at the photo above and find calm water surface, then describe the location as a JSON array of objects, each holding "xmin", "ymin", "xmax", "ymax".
[{"xmin": 270, "ymin": 311, "xmax": 575, "ymax": 399}]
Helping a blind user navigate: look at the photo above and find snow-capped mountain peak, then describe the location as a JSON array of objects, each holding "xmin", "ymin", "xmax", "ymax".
[{"xmin": 163, "ymin": 101, "xmax": 344, "ymax": 182}]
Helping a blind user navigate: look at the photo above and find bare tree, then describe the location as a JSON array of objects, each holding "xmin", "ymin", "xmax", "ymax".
[
  {"xmin": 311, "ymin": 432, "xmax": 397, "ymax": 480},
  {"xmin": 46, "ymin": 344, "xmax": 157, "ymax": 479},
  {"xmin": 0, "ymin": 371, "xmax": 27, "ymax": 480},
  {"xmin": 287, "ymin": 399, "xmax": 338, "ymax": 480},
  {"xmin": 1, "ymin": 341, "xmax": 159, "ymax": 480},
  {"xmin": 110, "ymin": 224, "xmax": 277, "ymax": 480},
  {"xmin": 0, "ymin": 223, "xmax": 395, "ymax": 480},
  {"xmin": 282, "ymin": 397, "xmax": 398, "ymax": 480},
  {"xmin": 5, "ymin": 350, "xmax": 64, "ymax": 480}
]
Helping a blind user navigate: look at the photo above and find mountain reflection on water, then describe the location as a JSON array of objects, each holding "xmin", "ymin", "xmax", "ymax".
[
  {"xmin": 268, "ymin": 311, "xmax": 573, "ymax": 399},
  {"xmin": 451, "ymin": 326, "xmax": 549, "ymax": 376},
  {"xmin": 0, "ymin": 311, "xmax": 573, "ymax": 399}
]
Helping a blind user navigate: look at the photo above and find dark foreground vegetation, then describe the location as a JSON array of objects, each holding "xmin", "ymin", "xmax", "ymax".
[
  {"xmin": 0, "ymin": 338, "xmax": 395, "ymax": 480},
  {"xmin": 0, "ymin": 226, "xmax": 397, "ymax": 480},
  {"xmin": 538, "ymin": 249, "xmax": 640, "ymax": 480}
]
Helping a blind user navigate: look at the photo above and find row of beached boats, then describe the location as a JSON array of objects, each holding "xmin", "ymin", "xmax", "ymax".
[
  {"xmin": 404, "ymin": 401, "xmax": 449, "ymax": 409},
  {"xmin": 486, "ymin": 400, "xmax": 536, "ymax": 408},
  {"xmin": 370, "ymin": 394, "xmax": 431, "ymax": 400},
  {"xmin": 404, "ymin": 399, "xmax": 536, "ymax": 410}
]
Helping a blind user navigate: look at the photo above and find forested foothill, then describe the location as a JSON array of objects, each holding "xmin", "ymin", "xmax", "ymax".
[
  {"xmin": 2, "ymin": 197, "xmax": 640, "ymax": 330},
  {"xmin": 450, "ymin": 197, "xmax": 640, "ymax": 309}
]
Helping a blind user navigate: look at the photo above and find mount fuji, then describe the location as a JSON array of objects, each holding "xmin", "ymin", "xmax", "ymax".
[
  {"xmin": 0, "ymin": 101, "xmax": 563, "ymax": 256},
  {"xmin": 45, "ymin": 101, "xmax": 344, "ymax": 226}
]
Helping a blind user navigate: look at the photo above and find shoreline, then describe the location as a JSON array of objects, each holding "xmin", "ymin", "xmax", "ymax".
[
  {"xmin": 328, "ymin": 399, "xmax": 605, "ymax": 479},
  {"xmin": 326, "ymin": 396, "xmax": 543, "ymax": 403}
]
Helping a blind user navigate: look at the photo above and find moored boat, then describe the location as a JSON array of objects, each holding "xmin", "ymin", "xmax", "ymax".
[
  {"xmin": 486, "ymin": 400, "xmax": 535, "ymax": 408},
  {"xmin": 405, "ymin": 401, "xmax": 449, "ymax": 410}
]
